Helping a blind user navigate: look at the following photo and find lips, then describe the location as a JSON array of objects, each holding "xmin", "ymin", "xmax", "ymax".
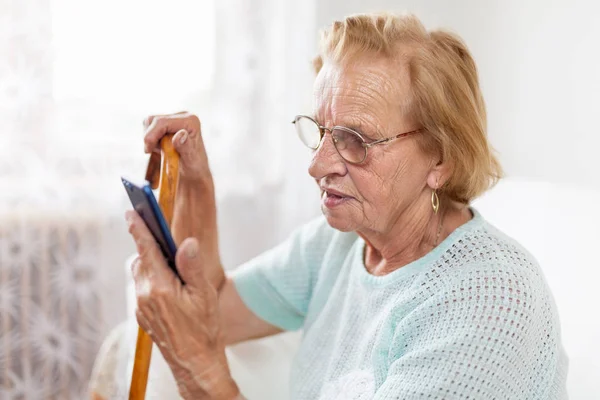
[
  {"xmin": 322, "ymin": 187, "xmax": 351, "ymax": 198},
  {"xmin": 321, "ymin": 188, "xmax": 352, "ymax": 208}
]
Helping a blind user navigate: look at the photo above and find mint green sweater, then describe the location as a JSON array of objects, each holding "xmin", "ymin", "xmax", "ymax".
[{"xmin": 232, "ymin": 209, "xmax": 568, "ymax": 399}]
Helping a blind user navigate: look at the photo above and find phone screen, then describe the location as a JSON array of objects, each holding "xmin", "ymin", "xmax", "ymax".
[{"xmin": 121, "ymin": 177, "xmax": 183, "ymax": 283}]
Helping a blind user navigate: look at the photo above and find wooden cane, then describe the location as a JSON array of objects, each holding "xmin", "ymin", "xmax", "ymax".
[{"xmin": 128, "ymin": 134, "xmax": 179, "ymax": 400}]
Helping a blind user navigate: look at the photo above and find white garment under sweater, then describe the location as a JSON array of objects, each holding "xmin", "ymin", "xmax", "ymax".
[{"xmin": 232, "ymin": 208, "xmax": 568, "ymax": 399}]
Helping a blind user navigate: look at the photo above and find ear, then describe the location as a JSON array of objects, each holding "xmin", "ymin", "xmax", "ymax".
[{"xmin": 426, "ymin": 158, "xmax": 452, "ymax": 190}]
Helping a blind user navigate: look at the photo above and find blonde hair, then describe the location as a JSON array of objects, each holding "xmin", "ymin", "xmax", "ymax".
[{"xmin": 314, "ymin": 12, "xmax": 503, "ymax": 203}]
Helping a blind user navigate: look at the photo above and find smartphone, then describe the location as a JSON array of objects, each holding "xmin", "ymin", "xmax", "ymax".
[{"xmin": 121, "ymin": 177, "xmax": 184, "ymax": 283}]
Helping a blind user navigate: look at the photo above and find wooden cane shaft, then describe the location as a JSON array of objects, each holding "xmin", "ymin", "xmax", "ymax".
[
  {"xmin": 157, "ymin": 136, "xmax": 179, "ymax": 226},
  {"xmin": 129, "ymin": 135, "xmax": 179, "ymax": 400},
  {"xmin": 128, "ymin": 327, "xmax": 154, "ymax": 399}
]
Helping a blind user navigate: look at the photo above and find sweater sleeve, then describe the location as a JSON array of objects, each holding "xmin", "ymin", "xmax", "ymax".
[
  {"xmin": 231, "ymin": 217, "xmax": 335, "ymax": 331},
  {"xmin": 373, "ymin": 263, "xmax": 565, "ymax": 400}
]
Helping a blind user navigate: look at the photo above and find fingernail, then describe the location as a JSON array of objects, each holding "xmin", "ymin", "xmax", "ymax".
[
  {"xmin": 185, "ymin": 239, "xmax": 198, "ymax": 259},
  {"xmin": 179, "ymin": 130, "xmax": 188, "ymax": 145}
]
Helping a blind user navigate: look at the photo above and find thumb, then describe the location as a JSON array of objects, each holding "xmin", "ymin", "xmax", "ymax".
[
  {"xmin": 175, "ymin": 237, "xmax": 208, "ymax": 288},
  {"xmin": 172, "ymin": 129, "xmax": 210, "ymax": 179},
  {"xmin": 172, "ymin": 128, "xmax": 201, "ymax": 159}
]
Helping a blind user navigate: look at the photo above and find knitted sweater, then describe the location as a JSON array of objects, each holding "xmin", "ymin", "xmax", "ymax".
[{"xmin": 232, "ymin": 209, "xmax": 568, "ymax": 399}]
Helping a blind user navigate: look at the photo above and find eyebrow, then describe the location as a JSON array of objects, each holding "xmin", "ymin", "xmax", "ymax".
[
  {"xmin": 312, "ymin": 114, "xmax": 377, "ymax": 141},
  {"xmin": 343, "ymin": 120, "xmax": 377, "ymax": 141}
]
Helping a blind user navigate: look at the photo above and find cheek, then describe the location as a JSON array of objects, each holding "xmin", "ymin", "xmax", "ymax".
[
  {"xmin": 349, "ymin": 144, "xmax": 430, "ymax": 210},
  {"xmin": 355, "ymin": 156, "xmax": 414, "ymax": 207},
  {"xmin": 387, "ymin": 157, "xmax": 411, "ymax": 188},
  {"xmin": 350, "ymin": 167, "xmax": 387, "ymax": 205},
  {"xmin": 387, "ymin": 151, "xmax": 433, "ymax": 204}
]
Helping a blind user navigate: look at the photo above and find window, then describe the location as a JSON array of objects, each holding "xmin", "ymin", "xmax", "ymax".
[{"xmin": 1, "ymin": 0, "xmax": 216, "ymax": 205}]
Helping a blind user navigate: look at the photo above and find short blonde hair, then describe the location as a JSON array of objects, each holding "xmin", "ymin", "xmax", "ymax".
[{"xmin": 314, "ymin": 12, "xmax": 503, "ymax": 203}]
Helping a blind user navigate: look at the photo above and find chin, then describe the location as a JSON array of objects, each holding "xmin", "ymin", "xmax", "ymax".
[{"xmin": 322, "ymin": 208, "xmax": 357, "ymax": 232}]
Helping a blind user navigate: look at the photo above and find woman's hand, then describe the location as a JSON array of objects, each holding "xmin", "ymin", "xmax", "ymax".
[
  {"xmin": 143, "ymin": 111, "xmax": 212, "ymax": 182},
  {"xmin": 126, "ymin": 209, "xmax": 240, "ymax": 400},
  {"xmin": 143, "ymin": 112, "xmax": 225, "ymax": 289}
]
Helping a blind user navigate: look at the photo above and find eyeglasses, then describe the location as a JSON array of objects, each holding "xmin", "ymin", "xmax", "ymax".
[{"xmin": 292, "ymin": 115, "xmax": 422, "ymax": 164}]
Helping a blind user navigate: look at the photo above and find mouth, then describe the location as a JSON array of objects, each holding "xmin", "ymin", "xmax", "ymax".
[
  {"xmin": 322, "ymin": 187, "xmax": 350, "ymax": 198},
  {"xmin": 321, "ymin": 187, "xmax": 353, "ymax": 208}
]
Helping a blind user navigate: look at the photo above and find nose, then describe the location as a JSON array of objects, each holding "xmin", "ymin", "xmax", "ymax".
[{"xmin": 308, "ymin": 130, "xmax": 347, "ymax": 180}]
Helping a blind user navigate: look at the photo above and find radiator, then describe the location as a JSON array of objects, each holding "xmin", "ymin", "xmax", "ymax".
[{"xmin": 0, "ymin": 208, "xmax": 133, "ymax": 399}]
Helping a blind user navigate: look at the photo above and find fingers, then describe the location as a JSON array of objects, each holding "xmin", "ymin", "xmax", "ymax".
[
  {"xmin": 130, "ymin": 256, "xmax": 142, "ymax": 277},
  {"xmin": 143, "ymin": 112, "xmax": 201, "ymax": 154},
  {"xmin": 135, "ymin": 307, "xmax": 173, "ymax": 354},
  {"xmin": 125, "ymin": 210, "xmax": 178, "ymax": 287},
  {"xmin": 125, "ymin": 209, "xmax": 162, "ymax": 263},
  {"xmin": 135, "ymin": 308, "xmax": 154, "ymax": 337},
  {"xmin": 175, "ymin": 237, "xmax": 210, "ymax": 289},
  {"xmin": 142, "ymin": 112, "xmax": 211, "ymax": 181},
  {"xmin": 143, "ymin": 111, "xmax": 188, "ymax": 130}
]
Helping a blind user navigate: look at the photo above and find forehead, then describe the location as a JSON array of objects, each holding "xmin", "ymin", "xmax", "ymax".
[{"xmin": 312, "ymin": 56, "xmax": 411, "ymax": 129}]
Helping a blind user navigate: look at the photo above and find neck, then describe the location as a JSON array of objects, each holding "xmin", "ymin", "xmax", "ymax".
[{"xmin": 358, "ymin": 199, "xmax": 472, "ymax": 276}]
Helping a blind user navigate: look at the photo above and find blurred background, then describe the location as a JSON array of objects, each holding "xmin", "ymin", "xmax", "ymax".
[{"xmin": 1, "ymin": 0, "xmax": 598, "ymax": 398}]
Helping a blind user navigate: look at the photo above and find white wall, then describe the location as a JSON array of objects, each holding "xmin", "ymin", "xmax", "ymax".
[{"xmin": 316, "ymin": 0, "xmax": 600, "ymax": 189}]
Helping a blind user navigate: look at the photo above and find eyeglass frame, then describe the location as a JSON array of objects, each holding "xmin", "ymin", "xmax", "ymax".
[{"xmin": 292, "ymin": 115, "xmax": 423, "ymax": 164}]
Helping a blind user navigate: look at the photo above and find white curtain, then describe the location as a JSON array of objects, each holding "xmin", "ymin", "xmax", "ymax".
[
  {"xmin": 0, "ymin": 0, "xmax": 319, "ymax": 397},
  {"xmin": 208, "ymin": 0, "xmax": 320, "ymax": 268}
]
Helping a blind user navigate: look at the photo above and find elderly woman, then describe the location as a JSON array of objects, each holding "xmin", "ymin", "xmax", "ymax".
[{"xmin": 125, "ymin": 12, "xmax": 567, "ymax": 400}]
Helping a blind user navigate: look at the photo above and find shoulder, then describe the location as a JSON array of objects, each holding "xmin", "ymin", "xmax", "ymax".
[
  {"xmin": 421, "ymin": 214, "xmax": 562, "ymax": 346},
  {"xmin": 388, "ymin": 218, "xmax": 566, "ymax": 397},
  {"xmin": 403, "ymin": 211, "xmax": 560, "ymax": 333},
  {"xmin": 459, "ymin": 216, "xmax": 549, "ymax": 292},
  {"xmin": 435, "ymin": 209, "xmax": 549, "ymax": 292}
]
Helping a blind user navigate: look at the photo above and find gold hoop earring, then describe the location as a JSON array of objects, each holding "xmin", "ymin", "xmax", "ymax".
[{"xmin": 431, "ymin": 188, "xmax": 439, "ymax": 214}]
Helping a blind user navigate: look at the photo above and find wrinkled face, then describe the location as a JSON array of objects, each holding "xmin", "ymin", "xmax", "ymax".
[{"xmin": 308, "ymin": 56, "xmax": 438, "ymax": 234}]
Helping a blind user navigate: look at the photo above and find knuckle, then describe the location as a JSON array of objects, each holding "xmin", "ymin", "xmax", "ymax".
[
  {"xmin": 136, "ymin": 294, "xmax": 150, "ymax": 310},
  {"xmin": 135, "ymin": 308, "xmax": 149, "ymax": 328},
  {"xmin": 130, "ymin": 256, "xmax": 142, "ymax": 274},
  {"xmin": 148, "ymin": 115, "xmax": 167, "ymax": 132},
  {"xmin": 143, "ymin": 136, "xmax": 155, "ymax": 151},
  {"xmin": 127, "ymin": 219, "xmax": 136, "ymax": 234},
  {"xmin": 143, "ymin": 116, "xmax": 153, "ymax": 128},
  {"xmin": 188, "ymin": 114, "xmax": 201, "ymax": 130},
  {"xmin": 149, "ymin": 285, "xmax": 170, "ymax": 300},
  {"xmin": 136, "ymin": 237, "xmax": 155, "ymax": 258},
  {"xmin": 150, "ymin": 116, "xmax": 166, "ymax": 132}
]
